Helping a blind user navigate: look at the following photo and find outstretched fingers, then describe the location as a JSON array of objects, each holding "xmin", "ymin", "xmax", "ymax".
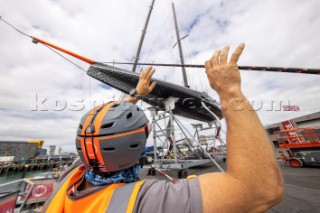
[
  {"xmin": 205, "ymin": 49, "xmax": 221, "ymax": 74},
  {"xmin": 146, "ymin": 68, "xmax": 155, "ymax": 81},
  {"xmin": 220, "ymin": 46, "xmax": 230, "ymax": 65},
  {"xmin": 229, "ymin": 43, "xmax": 245, "ymax": 64},
  {"xmin": 149, "ymin": 81, "xmax": 157, "ymax": 92},
  {"xmin": 140, "ymin": 66, "xmax": 153, "ymax": 79},
  {"xmin": 211, "ymin": 50, "xmax": 221, "ymax": 66}
]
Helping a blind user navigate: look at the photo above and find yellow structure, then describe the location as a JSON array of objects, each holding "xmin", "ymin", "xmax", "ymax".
[{"xmin": 27, "ymin": 140, "xmax": 45, "ymax": 148}]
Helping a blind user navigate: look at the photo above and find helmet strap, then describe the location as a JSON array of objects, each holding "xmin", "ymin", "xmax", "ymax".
[{"xmin": 84, "ymin": 125, "xmax": 98, "ymax": 169}]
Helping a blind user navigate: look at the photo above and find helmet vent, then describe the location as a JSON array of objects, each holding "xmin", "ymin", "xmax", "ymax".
[
  {"xmin": 77, "ymin": 147, "xmax": 81, "ymax": 151},
  {"xmin": 79, "ymin": 124, "xmax": 83, "ymax": 130},
  {"xmin": 130, "ymin": 144, "xmax": 139, "ymax": 149},
  {"xmin": 112, "ymin": 103, "xmax": 120, "ymax": 108},
  {"xmin": 127, "ymin": 112, "xmax": 133, "ymax": 119},
  {"xmin": 101, "ymin": 122, "xmax": 114, "ymax": 129},
  {"xmin": 103, "ymin": 147, "xmax": 115, "ymax": 151},
  {"xmin": 136, "ymin": 107, "xmax": 141, "ymax": 111}
]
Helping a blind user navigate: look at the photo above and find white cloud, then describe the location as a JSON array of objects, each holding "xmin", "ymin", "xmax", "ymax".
[{"xmin": 0, "ymin": 0, "xmax": 319, "ymax": 152}]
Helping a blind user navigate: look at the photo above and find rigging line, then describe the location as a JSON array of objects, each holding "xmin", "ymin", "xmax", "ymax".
[
  {"xmin": 170, "ymin": 25, "xmax": 179, "ymax": 86},
  {"xmin": 0, "ymin": 17, "xmax": 88, "ymax": 73},
  {"xmin": 143, "ymin": 10, "xmax": 170, "ymax": 63},
  {"xmin": 182, "ymin": 38, "xmax": 195, "ymax": 90},
  {"xmin": 101, "ymin": 61, "xmax": 320, "ymax": 75},
  {"xmin": 0, "ymin": 16, "xmax": 32, "ymax": 38},
  {"xmin": 42, "ymin": 44, "xmax": 87, "ymax": 73},
  {"xmin": 185, "ymin": 36, "xmax": 208, "ymax": 92},
  {"xmin": 170, "ymin": 34, "xmax": 178, "ymax": 85}
]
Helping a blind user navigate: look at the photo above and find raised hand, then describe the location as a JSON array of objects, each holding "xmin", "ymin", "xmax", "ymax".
[
  {"xmin": 136, "ymin": 66, "xmax": 157, "ymax": 96},
  {"xmin": 205, "ymin": 43, "xmax": 245, "ymax": 98}
]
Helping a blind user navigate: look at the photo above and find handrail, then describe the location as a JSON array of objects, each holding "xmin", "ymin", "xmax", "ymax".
[{"xmin": 0, "ymin": 178, "xmax": 35, "ymax": 213}]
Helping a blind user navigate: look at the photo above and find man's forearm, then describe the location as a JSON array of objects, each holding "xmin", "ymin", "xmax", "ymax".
[
  {"xmin": 200, "ymin": 44, "xmax": 283, "ymax": 213},
  {"xmin": 221, "ymin": 91, "xmax": 283, "ymax": 199}
]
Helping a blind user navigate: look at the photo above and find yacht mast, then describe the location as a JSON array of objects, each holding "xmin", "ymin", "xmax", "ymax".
[
  {"xmin": 172, "ymin": 2, "xmax": 189, "ymax": 88},
  {"xmin": 132, "ymin": 0, "xmax": 156, "ymax": 72}
]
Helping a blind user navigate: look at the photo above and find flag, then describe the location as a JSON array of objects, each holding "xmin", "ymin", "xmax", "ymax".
[
  {"xmin": 0, "ymin": 191, "xmax": 20, "ymax": 213},
  {"xmin": 25, "ymin": 180, "xmax": 55, "ymax": 204}
]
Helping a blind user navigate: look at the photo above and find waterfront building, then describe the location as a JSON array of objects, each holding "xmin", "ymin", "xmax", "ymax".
[
  {"xmin": 38, "ymin": 149, "xmax": 47, "ymax": 156},
  {"xmin": 49, "ymin": 145, "xmax": 62, "ymax": 155},
  {"xmin": 0, "ymin": 140, "xmax": 44, "ymax": 162}
]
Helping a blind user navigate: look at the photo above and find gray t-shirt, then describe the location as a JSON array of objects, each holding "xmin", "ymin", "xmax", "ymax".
[
  {"xmin": 58, "ymin": 158, "xmax": 203, "ymax": 213},
  {"xmin": 134, "ymin": 178, "xmax": 202, "ymax": 213}
]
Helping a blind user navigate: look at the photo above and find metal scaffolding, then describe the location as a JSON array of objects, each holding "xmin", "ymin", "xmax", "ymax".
[{"xmin": 147, "ymin": 97, "xmax": 224, "ymax": 179}]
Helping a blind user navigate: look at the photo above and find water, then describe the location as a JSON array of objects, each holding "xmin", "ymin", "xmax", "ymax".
[{"xmin": 0, "ymin": 170, "xmax": 52, "ymax": 193}]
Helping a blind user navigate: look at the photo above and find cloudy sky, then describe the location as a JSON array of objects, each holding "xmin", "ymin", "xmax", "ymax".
[{"xmin": 0, "ymin": 0, "xmax": 319, "ymax": 152}]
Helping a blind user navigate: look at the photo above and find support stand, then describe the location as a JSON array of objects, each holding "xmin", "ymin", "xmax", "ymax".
[{"xmin": 148, "ymin": 97, "xmax": 225, "ymax": 179}]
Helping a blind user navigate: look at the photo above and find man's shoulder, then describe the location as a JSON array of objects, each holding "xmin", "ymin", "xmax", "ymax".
[
  {"xmin": 134, "ymin": 178, "xmax": 202, "ymax": 213},
  {"xmin": 57, "ymin": 157, "xmax": 83, "ymax": 183},
  {"xmin": 141, "ymin": 176, "xmax": 199, "ymax": 188}
]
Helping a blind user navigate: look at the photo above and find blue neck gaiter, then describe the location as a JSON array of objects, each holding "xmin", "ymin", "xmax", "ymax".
[{"xmin": 84, "ymin": 165, "xmax": 141, "ymax": 186}]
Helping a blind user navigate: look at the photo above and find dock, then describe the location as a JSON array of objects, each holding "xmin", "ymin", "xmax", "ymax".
[{"xmin": 0, "ymin": 155, "xmax": 76, "ymax": 175}]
